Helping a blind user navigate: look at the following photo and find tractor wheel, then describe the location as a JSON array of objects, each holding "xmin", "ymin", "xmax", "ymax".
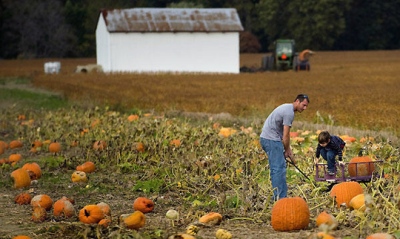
[
  {"xmin": 261, "ymin": 56, "xmax": 269, "ymax": 71},
  {"xmin": 266, "ymin": 56, "xmax": 274, "ymax": 71}
]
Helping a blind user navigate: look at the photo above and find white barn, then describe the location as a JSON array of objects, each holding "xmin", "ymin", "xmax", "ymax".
[{"xmin": 96, "ymin": 8, "xmax": 243, "ymax": 73}]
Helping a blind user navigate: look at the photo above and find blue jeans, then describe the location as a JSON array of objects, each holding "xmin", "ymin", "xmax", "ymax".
[
  {"xmin": 320, "ymin": 148, "xmax": 337, "ymax": 172},
  {"xmin": 260, "ymin": 137, "xmax": 287, "ymax": 201}
]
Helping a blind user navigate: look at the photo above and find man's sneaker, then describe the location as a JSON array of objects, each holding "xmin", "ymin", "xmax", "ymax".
[{"xmin": 327, "ymin": 171, "xmax": 335, "ymax": 176}]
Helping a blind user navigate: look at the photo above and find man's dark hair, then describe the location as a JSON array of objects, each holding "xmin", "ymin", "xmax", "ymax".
[
  {"xmin": 295, "ymin": 94, "xmax": 310, "ymax": 103},
  {"xmin": 318, "ymin": 131, "xmax": 331, "ymax": 144}
]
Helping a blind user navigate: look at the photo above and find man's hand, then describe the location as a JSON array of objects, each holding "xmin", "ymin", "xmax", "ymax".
[{"xmin": 286, "ymin": 155, "xmax": 296, "ymax": 165}]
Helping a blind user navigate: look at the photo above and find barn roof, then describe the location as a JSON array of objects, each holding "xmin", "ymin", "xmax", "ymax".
[{"xmin": 100, "ymin": 8, "xmax": 243, "ymax": 33}]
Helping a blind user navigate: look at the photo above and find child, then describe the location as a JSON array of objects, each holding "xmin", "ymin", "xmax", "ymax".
[{"xmin": 315, "ymin": 131, "xmax": 346, "ymax": 175}]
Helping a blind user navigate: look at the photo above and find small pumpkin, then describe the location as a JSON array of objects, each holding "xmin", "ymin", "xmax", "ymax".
[
  {"xmin": 128, "ymin": 114, "xmax": 139, "ymax": 122},
  {"xmin": 9, "ymin": 140, "xmax": 23, "ymax": 149},
  {"xmin": 93, "ymin": 140, "xmax": 107, "ymax": 151},
  {"xmin": 31, "ymin": 206, "xmax": 47, "ymax": 222},
  {"xmin": 53, "ymin": 196, "xmax": 76, "ymax": 218},
  {"xmin": 0, "ymin": 140, "xmax": 9, "ymax": 150},
  {"xmin": 330, "ymin": 181, "xmax": 364, "ymax": 208},
  {"xmin": 218, "ymin": 127, "xmax": 237, "ymax": 138},
  {"xmin": 31, "ymin": 194, "xmax": 53, "ymax": 211},
  {"xmin": 12, "ymin": 236, "xmax": 32, "ymax": 239},
  {"xmin": 122, "ymin": 211, "xmax": 146, "ymax": 230},
  {"xmin": 271, "ymin": 197, "xmax": 310, "ymax": 231},
  {"xmin": 79, "ymin": 204, "xmax": 104, "ymax": 224},
  {"xmin": 48, "ymin": 141, "xmax": 61, "ymax": 153},
  {"xmin": 348, "ymin": 156, "xmax": 375, "ymax": 177},
  {"xmin": 133, "ymin": 197, "xmax": 154, "ymax": 213},
  {"xmin": 366, "ymin": 233, "xmax": 395, "ymax": 239},
  {"xmin": 199, "ymin": 212, "xmax": 223, "ymax": 226},
  {"xmin": 71, "ymin": 171, "xmax": 88, "ymax": 183},
  {"xmin": 32, "ymin": 140, "xmax": 43, "ymax": 148},
  {"xmin": 97, "ymin": 202, "xmax": 111, "ymax": 217},
  {"xmin": 22, "ymin": 162, "xmax": 42, "ymax": 180},
  {"xmin": 315, "ymin": 211, "xmax": 338, "ymax": 230},
  {"xmin": 169, "ymin": 139, "xmax": 181, "ymax": 147},
  {"xmin": 9, "ymin": 153, "xmax": 23, "ymax": 165},
  {"xmin": 76, "ymin": 161, "xmax": 96, "ymax": 173},
  {"xmin": 10, "ymin": 168, "xmax": 31, "ymax": 189},
  {"xmin": 134, "ymin": 142, "xmax": 145, "ymax": 152},
  {"xmin": 349, "ymin": 193, "xmax": 366, "ymax": 211},
  {"xmin": 98, "ymin": 218, "xmax": 111, "ymax": 228},
  {"xmin": 15, "ymin": 192, "xmax": 32, "ymax": 205}
]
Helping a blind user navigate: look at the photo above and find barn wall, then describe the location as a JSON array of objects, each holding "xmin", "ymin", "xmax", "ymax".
[
  {"xmin": 96, "ymin": 17, "xmax": 111, "ymax": 70},
  {"xmin": 106, "ymin": 32, "xmax": 240, "ymax": 73}
]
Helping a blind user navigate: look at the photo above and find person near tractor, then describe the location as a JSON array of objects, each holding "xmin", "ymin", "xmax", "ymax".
[
  {"xmin": 259, "ymin": 94, "xmax": 310, "ymax": 201},
  {"xmin": 315, "ymin": 131, "xmax": 346, "ymax": 175}
]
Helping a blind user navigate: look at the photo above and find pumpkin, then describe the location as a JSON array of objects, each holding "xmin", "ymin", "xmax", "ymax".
[
  {"xmin": 32, "ymin": 140, "xmax": 43, "ymax": 148},
  {"xmin": 10, "ymin": 168, "xmax": 31, "ymax": 189},
  {"xmin": 22, "ymin": 162, "xmax": 42, "ymax": 180},
  {"xmin": 9, "ymin": 153, "xmax": 23, "ymax": 165},
  {"xmin": 349, "ymin": 193, "xmax": 366, "ymax": 211},
  {"xmin": 169, "ymin": 139, "xmax": 181, "ymax": 147},
  {"xmin": 97, "ymin": 202, "xmax": 111, "ymax": 217},
  {"xmin": 53, "ymin": 196, "xmax": 76, "ymax": 218},
  {"xmin": 31, "ymin": 194, "xmax": 53, "ymax": 211},
  {"xmin": 366, "ymin": 233, "xmax": 395, "ymax": 239},
  {"xmin": 216, "ymin": 229, "xmax": 232, "ymax": 239},
  {"xmin": 48, "ymin": 141, "xmax": 61, "ymax": 153},
  {"xmin": 314, "ymin": 232, "xmax": 337, "ymax": 239},
  {"xmin": 15, "ymin": 192, "xmax": 32, "ymax": 205},
  {"xmin": 271, "ymin": 197, "xmax": 310, "ymax": 231},
  {"xmin": 12, "ymin": 236, "xmax": 32, "ymax": 239},
  {"xmin": 79, "ymin": 204, "xmax": 104, "ymax": 224},
  {"xmin": 0, "ymin": 144, "xmax": 5, "ymax": 155},
  {"xmin": 348, "ymin": 156, "xmax": 375, "ymax": 177},
  {"xmin": 135, "ymin": 142, "xmax": 145, "ymax": 152},
  {"xmin": 98, "ymin": 218, "xmax": 111, "ymax": 228},
  {"xmin": 76, "ymin": 161, "xmax": 96, "ymax": 173},
  {"xmin": 0, "ymin": 140, "xmax": 9, "ymax": 150},
  {"xmin": 93, "ymin": 140, "xmax": 107, "ymax": 151},
  {"xmin": 218, "ymin": 127, "xmax": 237, "ymax": 138},
  {"xmin": 133, "ymin": 197, "xmax": 154, "ymax": 213},
  {"xmin": 71, "ymin": 171, "xmax": 88, "ymax": 183},
  {"xmin": 122, "ymin": 211, "xmax": 146, "ymax": 230},
  {"xmin": 31, "ymin": 206, "xmax": 47, "ymax": 222},
  {"xmin": 199, "ymin": 212, "xmax": 223, "ymax": 226},
  {"xmin": 128, "ymin": 114, "xmax": 139, "ymax": 121},
  {"xmin": 315, "ymin": 211, "xmax": 338, "ymax": 230},
  {"xmin": 330, "ymin": 181, "xmax": 364, "ymax": 208},
  {"xmin": 9, "ymin": 140, "xmax": 23, "ymax": 149}
]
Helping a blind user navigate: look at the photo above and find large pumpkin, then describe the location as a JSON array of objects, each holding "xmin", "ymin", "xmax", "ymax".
[
  {"xmin": 348, "ymin": 156, "xmax": 375, "ymax": 177},
  {"xmin": 53, "ymin": 197, "xmax": 75, "ymax": 218},
  {"xmin": 330, "ymin": 181, "xmax": 364, "ymax": 208},
  {"xmin": 10, "ymin": 168, "xmax": 31, "ymax": 189},
  {"xmin": 22, "ymin": 162, "xmax": 42, "ymax": 180},
  {"xmin": 76, "ymin": 161, "xmax": 96, "ymax": 173},
  {"xmin": 31, "ymin": 194, "xmax": 53, "ymax": 211},
  {"xmin": 271, "ymin": 197, "xmax": 310, "ymax": 231},
  {"xmin": 122, "ymin": 211, "xmax": 146, "ymax": 230},
  {"xmin": 79, "ymin": 205, "xmax": 104, "ymax": 224},
  {"xmin": 133, "ymin": 197, "xmax": 154, "ymax": 213}
]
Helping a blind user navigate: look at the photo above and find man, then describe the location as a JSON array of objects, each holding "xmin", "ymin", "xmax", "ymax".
[{"xmin": 259, "ymin": 94, "xmax": 309, "ymax": 201}]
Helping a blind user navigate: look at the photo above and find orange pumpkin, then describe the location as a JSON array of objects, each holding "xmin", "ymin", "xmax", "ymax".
[
  {"xmin": 93, "ymin": 140, "xmax": 107, "ymax": 151},
  {"xmin": 79, "ymin": 204, "xmax": 104, "ymax": 224},
  {"xmin": 9, "ymin": 140, "xmax": 23, "ymax": 149},
  {"xmin": 31, "ymin": 194, "xmax": 53, "ymax": 211},
  {"xmin": 48, "ymin": 141, "xmax": 61, "ymax": 153},
  {"xmin": 199, "ymin": 212, "xmax": 222, "ymax": 225},
  {"xmin": 15, "ymin": 192, "xmax": 32, "ymax": 205},
  {"xmin": 330, "ymin": 181, "xmax": 364, "ymax": 208},
  {"xmin": 10, "ymin": 168, "xmax": 31, "ymax": 189},
  {"xmin": 128, "ymin": 114, "xmax": 139, "ymax": 122},
  {"xmin": 31, "ymin": 206, "xmax": 47, "ymax": 222},
  {"xmin": 53, "ymin": 196, "xmax": 75, "ymax": 218},
  {"xmin": 169, "ymin": 139, "xmax": 181, "ymax": 147},
  {"xmin": 135, "ymin": 142, "xmax": 145, "ymax": 152},
  {"xmin": 271, "ymin": 197, "xmax": 310, "ymax": 231},
  {"xmin": 0, "ymin": 140, "xmax": 8, "ymax": 150},
  {"xmin": 366, "ymin": 233, "xmax": 395, "ymax": 239},
  {"xmin": 315, "ymin": 211, "xmax": 338, "ymax": 229},
  {"xmin": 76, "ymin": 161, "xmax": 96, "ymax": 173},
  {"xmin": 71, "ymin": 171, "xmax": 88, "ymax": 183},
  {"xmin": 133, "ymin": 197, "xmax": 154, "ymax": 213},
  {"xmin": 315, "ymin": 232, "xmax": 337, "ymax": 239},
  {"xmin": 22, "ymin": 162, "xmax": 42, "ymax": 180},
  {"xmin": 31, "ymin": 140, "xmax": 43, "ymax": 148},
  {"xmin": 9, "ymin": 153, "xmax": 23, "ymax": 165},
  {"xmin": 122, "ymin": 211, "xmax": 146, "ymax": 230},
  {"xmin": 349, "ymin": 193, "xmax": 366, "ymax": 211},
  {"xmin": 98, "ymin": 218, "xmax": 111, "ymax": 228},
  {"xmin": 0, "ymin": 144, "xmax": 5, "ymax": 155},
  {"xmin": 348, "ymin": 156, "xmax": 375, "ymax": 177},
  {"xmin": 12, "ymin": 236, "xmax": 32, "ymax": 239}
]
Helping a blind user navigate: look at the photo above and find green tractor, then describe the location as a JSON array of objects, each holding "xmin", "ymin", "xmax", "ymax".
[{"xmin": 261, "ymin": 39, "xmax": 299, "ymax": 71}]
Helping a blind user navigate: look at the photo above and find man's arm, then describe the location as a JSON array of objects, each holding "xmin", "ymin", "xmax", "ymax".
[{"xmin": 282, "ymin": 125, "xmax": 293, "ymax": 160}]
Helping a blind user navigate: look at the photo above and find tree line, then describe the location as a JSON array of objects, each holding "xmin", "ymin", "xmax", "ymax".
[{"xmin": 0, "ymin": 0, "xmax": 399, "ymax": 59}]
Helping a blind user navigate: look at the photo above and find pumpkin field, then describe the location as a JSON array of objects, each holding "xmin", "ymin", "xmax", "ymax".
[{"xmin": 1, "ymin": 51, "xmax": 400, "ymax": 239}]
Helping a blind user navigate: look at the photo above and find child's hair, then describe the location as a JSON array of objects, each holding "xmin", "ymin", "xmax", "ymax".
[{"xmin": 318, "ymin": 131, "xmax": 331, "ymax": 144}]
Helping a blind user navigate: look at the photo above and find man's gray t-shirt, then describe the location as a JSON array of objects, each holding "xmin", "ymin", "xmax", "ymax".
[{"xmin": 260, "ymin": 103, "xmax": 294, "ymax": 141}]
